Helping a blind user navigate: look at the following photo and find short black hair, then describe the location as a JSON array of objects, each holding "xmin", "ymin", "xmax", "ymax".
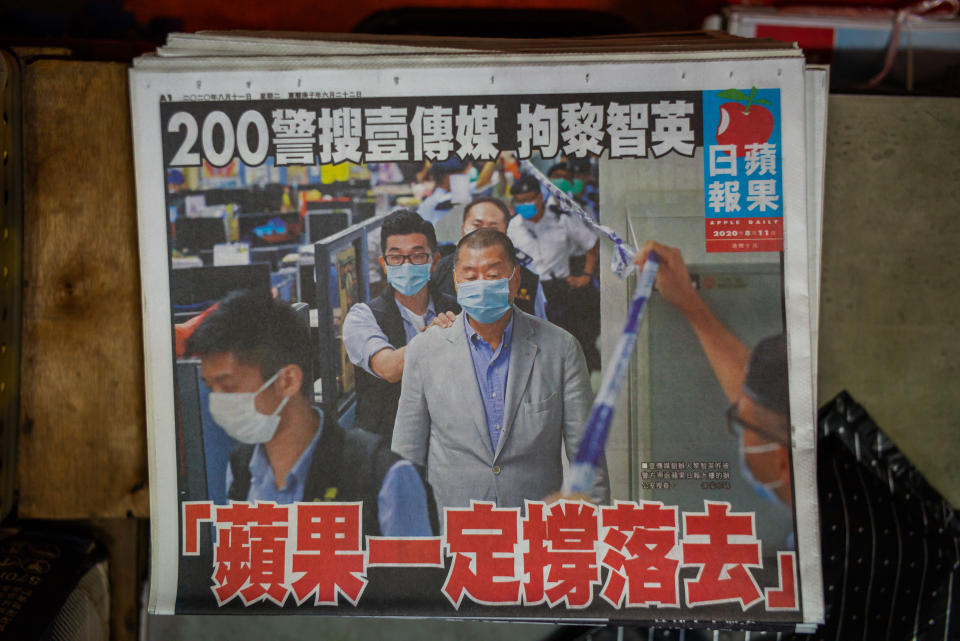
[
  {"xmin": 380, "ymin": 208, "xmax": 437, "ymax": 253},
  {"xmin": 743, "ymin": 334, "xmax": 790, "ymax": 417},
  {"xmin": 427, "ymin": 157, "xmax": 468, "ymax": 181},
  {"xmin": 454, "ymin": 228, "xmax": 518, "ymax": 269},
  {"xmin": 568, "ymin": 157, "xmax": 594, "ymax": 176},
  {"xmin": 185, "ymin": 289, "xmax": 313, "ymax": 397},
  {"xmin": 462, "ymin": 197, "xmax": 511, "ymax": 225},
  {"xmin": 546, "ymin": 162, "xmax": 570, "ymax": 178},
  {"xmin": 512, "ymin": 174, "xmax": 542, "ymax": 197}
]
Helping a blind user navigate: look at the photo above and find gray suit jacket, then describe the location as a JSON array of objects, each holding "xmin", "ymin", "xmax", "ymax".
[{"xmin": 391, "ymin": 307, "xmax": 610, "ymax": 514}]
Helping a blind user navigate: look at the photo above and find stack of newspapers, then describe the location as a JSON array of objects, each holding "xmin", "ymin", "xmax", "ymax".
[{"xmin": 130, "ymin": 31, "xmax": 828, "ymax": 631}]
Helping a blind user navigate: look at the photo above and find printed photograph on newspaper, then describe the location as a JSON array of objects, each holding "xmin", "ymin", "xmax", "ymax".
[{"xmin": 131, "ymin": 54, "xmax": 821, "ymax": 626}]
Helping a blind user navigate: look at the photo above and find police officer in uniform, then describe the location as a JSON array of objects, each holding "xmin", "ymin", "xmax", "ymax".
[{"xmin": 506, "ymin": 174, "xmax": 601, "ymax": 371}]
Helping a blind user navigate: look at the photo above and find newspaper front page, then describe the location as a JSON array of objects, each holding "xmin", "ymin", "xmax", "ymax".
[{"xmin": 130, "ymin": 44, "xmax": 823, "ymax": 629}]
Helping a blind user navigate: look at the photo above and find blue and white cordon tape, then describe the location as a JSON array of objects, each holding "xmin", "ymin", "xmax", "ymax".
[{"xmin": 566, "ymin": 255, "xmax": 659, "ymax": 495}]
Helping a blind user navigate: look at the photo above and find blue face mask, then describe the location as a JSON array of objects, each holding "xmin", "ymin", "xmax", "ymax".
[
  {"xmin": 386, "ymin": 262, "xmax": 431, "ymax": 296},
  {"xmin": 514, "ymin": 202, "xmax": 538, "ymax": 220},
  {"xmin": 456, "ymin": 269, "xmax": 515, "ymax": 324}
]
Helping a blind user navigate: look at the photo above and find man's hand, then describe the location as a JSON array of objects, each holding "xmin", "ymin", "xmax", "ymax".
[
  {"xmin": 565, "ymin": 274, "xmax": 593, "ymax": 289},
  {"xmin": 426, "ymin": 311, "xmax": 457, "ymax": 330},
  {"xmin": 634, "ymin": 240, "xmax": 702, "ymax": 317}
]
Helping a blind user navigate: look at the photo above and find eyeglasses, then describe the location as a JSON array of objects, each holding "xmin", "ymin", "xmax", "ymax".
[
  {"xmin": 383, "ymin": 252, "xmax": 432, "ymax": 266},
  {"xmin": 725, "ymin": 403, "xmax": 789, "ymax": 447}
]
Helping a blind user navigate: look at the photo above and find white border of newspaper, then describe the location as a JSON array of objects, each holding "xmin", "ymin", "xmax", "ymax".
[{"xmin": 130, "ymin": 53, "xmax": 822, "ymax": 626}]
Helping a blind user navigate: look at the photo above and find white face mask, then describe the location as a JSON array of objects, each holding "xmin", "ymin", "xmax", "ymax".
[
  {"xmin": 738, "ymin": 441, "xmax": 787, "ymax": 508},
  {"xmin": 208, "ymin": 370, "xmax": 291, "ymax": 444}
]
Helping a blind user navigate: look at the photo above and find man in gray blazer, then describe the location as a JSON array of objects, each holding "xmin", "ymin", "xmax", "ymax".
[{"xmin": 392, "ymin": 228, "xmax": 610, "ymax": 515}]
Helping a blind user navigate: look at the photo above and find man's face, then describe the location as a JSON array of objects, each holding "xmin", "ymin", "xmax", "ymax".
[
  {"xmin": 454, "ymin": 244, "xmax": 520, "ymax": 302},
  {"xmin": 512, "ymin": 190, "xmax": 544, "ymax": 222},
  {"xmin": 735, "ymin": 395, "xmax": 791, "ymax": 499},
  {"xmin": 462, "ymin": 202, "xmax": 508, "ymax": 236},
  {"xmin": 200, "ymin": 352, "xmax": 286, "ymax": 416},
  {"xmin": 379, "ymin": 232, "xmax": 439, "ymax": 273}
]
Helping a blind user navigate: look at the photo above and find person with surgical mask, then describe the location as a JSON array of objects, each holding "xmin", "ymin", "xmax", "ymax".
[
  {"xmin": 546, "ymin": 161, "xmax": 586, "ymax": 203},
  {"xmin": 185, "ymin": 289, "xmax": 432, "ymax": 537},
  {"xmin": 342, "ymin": 209, "xmax": 459, "ymax": 439},
  {"xmin": 729, "ymin": 335, "xmax": 793, "ymax": 511},
  {"xmin": 391, "ymin": 228, "xmax": 609, "ymax": 516}
]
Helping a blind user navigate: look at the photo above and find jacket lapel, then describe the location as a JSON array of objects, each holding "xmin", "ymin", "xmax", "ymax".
[
  {"xmin": 445, "ymin": 314, "xmax": 495, "ymax": 460},
  {"xmin": 496, "ymin": 309, "xmax": 537, "ymax": 461}
]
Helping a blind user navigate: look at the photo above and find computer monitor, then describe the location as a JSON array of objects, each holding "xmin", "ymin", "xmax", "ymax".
[
  {"xmin": 235, "ymin": 211, "xmax": 302, "ymax": 246},
  {"xmin": 175, "ymin": 359, "xmax": 233, "ymax": 505},
  {"xmin": 352, "ymin": 196, "xmax": 375, "ymax": 223},
  {"xmin": 173, "ymin": 217, "xmax": 228, "ymax": 253},
  {"xmin": 304, "ymin": 198, "xmax": 351, "ymax": 214},
  {"xmin": 313, "ymin": 221, "xmax": 370, "ymax": 418},
  {"xmin": 170, "ymin": 263, "xmax": 272, "ymax": 317},
  {"xmin": 201, "ymin": 188, "xmax": 246, "ymax": 207},
  {"xmin": 175, "ymin": 359, "xmax": 209, "ymax": 502},
  {"xmin": 306, "ymin": 210, "xmax": 350, "ymax": 243}
]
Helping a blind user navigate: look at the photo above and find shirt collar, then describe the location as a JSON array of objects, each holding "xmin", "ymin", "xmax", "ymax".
[
  {"xmin": 248, "ymin": 407, "xmax": 325, "ymax": 491},
  {"xmin": 465, "ymin": 310, "xmax": 515, "ymax": 352}
]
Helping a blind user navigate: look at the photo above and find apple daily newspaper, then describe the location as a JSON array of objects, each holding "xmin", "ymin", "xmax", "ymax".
[{"xmin": 130, "ymin": 43, "xmax": 823, "ymax": 630}]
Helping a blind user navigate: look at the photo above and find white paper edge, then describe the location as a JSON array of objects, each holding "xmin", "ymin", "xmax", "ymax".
[
  {"xmin": 129, "ymin": 67, "xmax": 179, "ymax": 615},
  {"xmin": 805, "ymin": 65, "xmax": 829, "ymax": 391},
  {"xmin": 130, "ymin": 54, "xmax": 823, "ymax": 624},
  {"xmin": 781, "ymin": 61, "xmax": 824, "ymax": 625}
]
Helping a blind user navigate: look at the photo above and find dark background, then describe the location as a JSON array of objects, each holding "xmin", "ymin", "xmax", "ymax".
[{"xmin": 0, "ymin": 0, "xmax": 909, "ymax": 60}]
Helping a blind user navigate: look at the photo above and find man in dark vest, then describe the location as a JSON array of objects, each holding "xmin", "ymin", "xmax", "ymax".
[
  {"xmin": 342, "ymin": 208, "xmax": 459, "ymax": 439},
  {"xmin": 433, "ymin": 197, "xmax": 547, "ymax": 320},
  {"xmin": 186, "ymin": 289, "xmax": 432, "ymax": 537}
]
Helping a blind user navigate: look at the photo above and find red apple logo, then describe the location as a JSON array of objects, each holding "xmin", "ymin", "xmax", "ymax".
[{"xmin": 715, "ymin": 87, "xmax": 774, "ymax": 157}]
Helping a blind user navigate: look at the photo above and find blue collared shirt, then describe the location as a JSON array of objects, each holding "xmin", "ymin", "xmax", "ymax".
[
  {"xmin": 226, "ymin": 410, "xmax": 432, "ymax": 536},
  {"xmin": 244, "ymin": 420, "xmax": 322, "ymax": 505},
  {"xmin": 343, "ymin": 297, "xmax": 437, "ymax": 378},
  {"xmin": 464, "ymin": 314, "xmax": 514, "ymax": 452}
]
